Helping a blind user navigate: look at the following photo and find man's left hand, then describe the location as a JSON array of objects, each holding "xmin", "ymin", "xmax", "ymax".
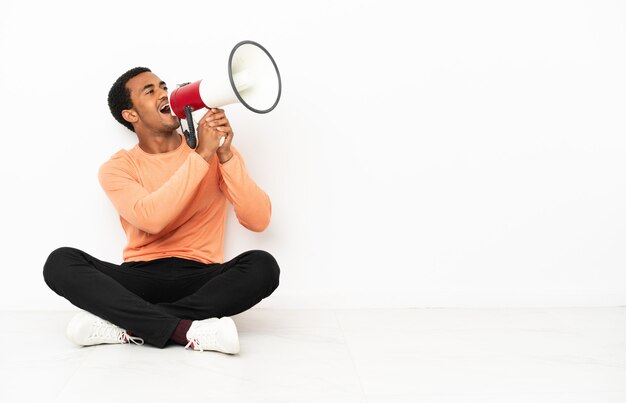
[{"xmin": 204, "ymin": 108, "xmax": 234, "ymax": 164}]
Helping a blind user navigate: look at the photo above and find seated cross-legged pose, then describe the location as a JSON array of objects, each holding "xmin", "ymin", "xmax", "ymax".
[{"xmin": 43, "ymin": 67, "xmax": 280, "ymax": 354}]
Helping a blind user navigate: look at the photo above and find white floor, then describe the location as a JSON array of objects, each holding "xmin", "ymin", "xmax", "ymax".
[{"xmin": 0, "ymin": 308, "xmax": 625, "ymax": 403}]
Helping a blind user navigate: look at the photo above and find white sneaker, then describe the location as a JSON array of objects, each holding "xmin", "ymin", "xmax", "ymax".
[
  {"xmin": 66, "ymin": 311, "xmax": 144, "ymax": 346},
  {"xmin": 185, "ymin": 317, "xmax": 240, "ymax": 354}
]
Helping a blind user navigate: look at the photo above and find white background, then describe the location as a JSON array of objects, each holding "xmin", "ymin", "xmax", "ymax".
[{"xmin": 0, "ymin": 0, "xmax": 625, "ymax": 310}]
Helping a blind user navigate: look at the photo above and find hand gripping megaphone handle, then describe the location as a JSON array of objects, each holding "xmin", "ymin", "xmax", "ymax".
[
  {"xmin": 178, "ymin": 105, "xmax": 225, "ymax": 149},
  {"xmin": 178, "ymin": 106, "xmax": 226, "ymax": 148}
]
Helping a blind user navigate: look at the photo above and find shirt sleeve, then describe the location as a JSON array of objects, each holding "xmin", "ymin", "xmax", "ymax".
[
  {"xmin": 218, "ymin": 147, "xmax": 272, "ymax": 232},
  {"xmin": 98, "ymin": 151, "xmax": 210, "ymax": 234}
]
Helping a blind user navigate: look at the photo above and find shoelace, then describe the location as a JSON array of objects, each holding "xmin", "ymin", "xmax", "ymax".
[
  {"xmin": 88, "ymin": 319, "xmax": 144, "ymax": 345},
  {"xmin": 185, "ymin": 329, "xmax": 217, "ymax": 352},
  {"xmin": 123, "ymin": 332, "xmax": 145, "ymax": 346}
]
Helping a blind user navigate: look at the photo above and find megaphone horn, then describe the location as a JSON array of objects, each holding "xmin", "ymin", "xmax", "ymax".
[{"xmin": 169, "ymin": 40, "xmax": 282, "ymax": 149}]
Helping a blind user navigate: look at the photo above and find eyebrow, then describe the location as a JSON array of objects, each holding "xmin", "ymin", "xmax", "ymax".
[{"xmin": 142, "ymin": 81, "xmax": 167, "ymax": 92}]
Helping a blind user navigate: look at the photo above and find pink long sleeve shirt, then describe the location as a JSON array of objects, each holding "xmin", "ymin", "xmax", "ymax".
[{"xmin": 98, "ymin": 135, "xmax": 271, "ymax": 264}]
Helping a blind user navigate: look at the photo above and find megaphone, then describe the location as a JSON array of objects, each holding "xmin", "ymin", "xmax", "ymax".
[{"xmin": 168, "ymin": 40, "xmax": 282, "ymax": 148}]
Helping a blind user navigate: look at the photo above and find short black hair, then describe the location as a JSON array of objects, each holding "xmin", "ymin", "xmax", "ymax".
[{"xmin": 107, "ymin": 67, "xmax": 151, "ymax": 132}]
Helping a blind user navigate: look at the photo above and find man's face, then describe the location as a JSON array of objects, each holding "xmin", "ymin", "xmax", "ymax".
[{"xmin": 124, "ymin": 72, "xmax": 179, "ymax": 133}]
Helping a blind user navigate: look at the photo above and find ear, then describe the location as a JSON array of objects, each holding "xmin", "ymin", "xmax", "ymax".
[{"xmin": 122, "ymin": 109, "xmax": 139, "ymax": 124}]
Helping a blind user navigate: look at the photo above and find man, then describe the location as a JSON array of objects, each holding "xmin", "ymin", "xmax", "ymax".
[{"xmin": 43, "ymin": 67, "xmax": 280, "ymax": 354}]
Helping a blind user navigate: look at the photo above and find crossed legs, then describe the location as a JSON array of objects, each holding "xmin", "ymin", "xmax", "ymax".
[{"xmin": 43, "ymin": 247, "xmax": 280, "ymax": 348}]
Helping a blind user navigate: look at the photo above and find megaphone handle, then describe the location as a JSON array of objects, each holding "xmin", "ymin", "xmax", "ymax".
[{"xmin": 183, "ymin": 105, "xmax": 197, "ymax": 149}]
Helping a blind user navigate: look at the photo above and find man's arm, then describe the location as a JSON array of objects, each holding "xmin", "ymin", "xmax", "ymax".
[
  {"xmin": 98, "ymin": 151, "xmax": 210, "ymax": 234},
  {"xmin": 199, "ymin": 108, "xmax": 271, "ymax": 232},
  {"xmin": 218, "ymin": 147, "xmax": 272, "ymax": 232}
]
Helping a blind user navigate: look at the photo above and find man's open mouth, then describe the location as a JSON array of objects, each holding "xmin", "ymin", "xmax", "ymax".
[{"xmin": 159, "ymin": 103, "xmax": 171, "ymax": 114}]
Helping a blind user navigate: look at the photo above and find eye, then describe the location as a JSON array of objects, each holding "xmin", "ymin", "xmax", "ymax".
[
  {"xmin": 163, "ymin": 86, "xmax": 168, "ymax": 91},
  {"xmin": 147, "ymin": 89, "xmax": 154, "ymax": 95}
]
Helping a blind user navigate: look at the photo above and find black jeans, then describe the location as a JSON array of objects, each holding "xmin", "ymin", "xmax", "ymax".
[{"xmin": 43, "ymin": 247, "xmax": 280, "ymax": 348}]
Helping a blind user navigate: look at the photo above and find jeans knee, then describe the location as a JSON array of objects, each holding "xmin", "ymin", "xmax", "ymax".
[
  {"xmin": 249, "ymin": 250, "xmax": 280, "ymax": 291},
  {"xmin": 43, "ymin": 246, "xmax": 79, "ymax": 287}
]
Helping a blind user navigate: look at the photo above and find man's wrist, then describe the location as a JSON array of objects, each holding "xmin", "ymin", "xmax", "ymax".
[
  {"xmin": 196, "ymin": 148, "xmax": 213, "ymax": 162},
  {"xmin": 218, "ymin": 151, "xmax": 234, "ymax": 164}
]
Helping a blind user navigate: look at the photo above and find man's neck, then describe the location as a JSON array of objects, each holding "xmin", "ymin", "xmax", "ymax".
[{"xmin": 136, "ymin": 130, "xmax": 182, "ymax": 154}]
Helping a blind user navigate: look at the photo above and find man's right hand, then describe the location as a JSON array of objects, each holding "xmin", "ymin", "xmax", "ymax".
[{"xmin": 195, "ymin": 109, "xmax": 227, "ymax": 162}]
